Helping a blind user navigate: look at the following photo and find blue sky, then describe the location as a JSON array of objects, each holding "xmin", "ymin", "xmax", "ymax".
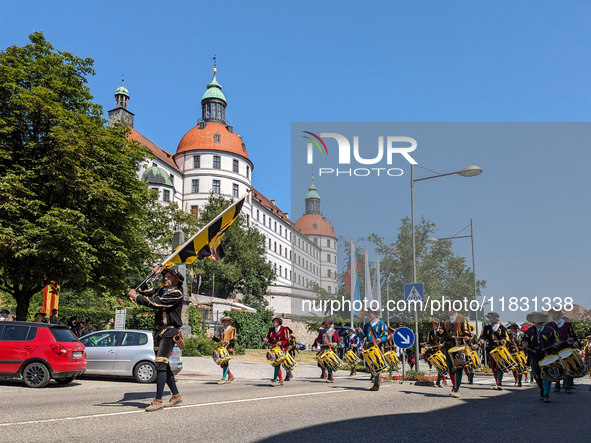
[{"xmin": 2, "ymin": 1, "xmax": 590, "ymax": 320}]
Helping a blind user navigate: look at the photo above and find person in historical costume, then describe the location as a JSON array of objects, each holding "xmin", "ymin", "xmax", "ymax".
[
  {"xmin": 358, "ymin": 309, "xmax": 388, "ymax": 391},
  {"xmin": 507, "ymin": 322, "xmax": 526, "ymax": 387},
  {"xmin": 344, "ymin": 327, "xmax": 361, "ymax": 376},
  {"xmin": 463, "ymin": 324, "xmax": 479, "ymax": 385},
  {"xmin": 210, "ymin": 316, "xmax": 237, "ymax": 384},
  {"xmin": 315, "ymin": 319, "xmax": 340, "ymax": 383},
  {"xmin": 439, "ymin": 303, "xmax": 471, "ymax": 398},
  {"xmin": 128, "ymin": 266, "xmax": 183, "ymax": 411},
  {"xmin": 426, "ymin": 318, "xmax": 448, "ymax": 388},
  {"xmin": 547, "ymin": 307, "xmax": 579, "ymax": 394},
  {"xmin": 583, "ymin": 335, "xmax": 591, "ymax": 391},
  {"xmin": 521, "ymin": 311, "xmax": 559, "ymax": 403},
  {"xmin": 264, "ymin": 316, "xmax": 291, "ymax": 386},
  {"xmin": 479, "ymin": 312, "xmax": 510, "ymax": 390}
]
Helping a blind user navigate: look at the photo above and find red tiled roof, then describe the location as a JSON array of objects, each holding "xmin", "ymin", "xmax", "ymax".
[
  {"xmin": 176, "ymin": 122, "xmax": 249, "ymax": 160},
  {"xmin": 252, "ymin": 187, "xmax": 291, "ymax": 224},
  {"xmin": 294, "ymin": 213, "xmax": 336, "ymax": 238},
  {"xmin": 129, "ymin": 128, "xmax": 180, "ymax": 172}
]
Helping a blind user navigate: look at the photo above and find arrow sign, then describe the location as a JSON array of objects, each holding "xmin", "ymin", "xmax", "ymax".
[
  {"xmin": 393, "ymin": 327, "xmax": 415, "ymax": 349},
  {"xmin": 404, "ymin": 283, "xmax": 424, "ymax": 302}
]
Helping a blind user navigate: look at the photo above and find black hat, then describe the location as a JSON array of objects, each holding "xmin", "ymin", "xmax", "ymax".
[
  {"xmin": 161, "ymin": 267, "xmax": 184, "ymax": 283},
  {"xmin": 485, "ymin": 312, "xmax": 500, "ymax": 319}
]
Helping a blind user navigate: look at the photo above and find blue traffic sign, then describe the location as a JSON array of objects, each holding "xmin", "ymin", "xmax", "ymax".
[
  {"xmin": 404, "ymin": 283, "xmax": 424, "ymax": 302},
  {"xmin": 393, "ymin": 327, "xmax": 415, "ymax": 349}
]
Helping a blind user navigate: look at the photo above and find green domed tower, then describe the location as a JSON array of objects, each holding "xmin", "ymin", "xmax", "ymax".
[{"xmin": 108, "ymin": 79, "xmax": 135, "ymax": 128}]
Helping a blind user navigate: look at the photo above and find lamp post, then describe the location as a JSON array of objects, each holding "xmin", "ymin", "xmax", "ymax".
[
  {"xmin": 385, "ymin": 246, "xmax": 397, "ymax": 327},
  {"xmin": 411, "ymin": 164, "xmax": 482, "ymax": 371},
  {"xmin": 426, "ymin": 218, "xmax": 479, "ymax": 337}
]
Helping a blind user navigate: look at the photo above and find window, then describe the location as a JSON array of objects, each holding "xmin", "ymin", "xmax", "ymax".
[
  {"xmin": 285, "ymin": 268, "xmax": 287, "ymax": 278},
  {"xmin": 0, "ymin": 325, "xmax": 34, "ymax": 341},
  {"xmin": 121, "ymin": 332, "xmax": 148, "ymax": 346},
  {"xmin": 194, "ymin": 155, "xmax": 201, "ymax": 168},
  {"xmin": 257, "ymin": 209, "xmax": 260, "ymax": 221},
  {"xmin": 212, "ymin": 180, "xmax": 220, "ymax": 194},
  {"xmin": 163, "ymin": 190, "xmax": 170, "ymax": 202},
  {"xmin": 290, "ymin": 271, "xmax": 292, "ymax": 281},
  {"xmin": 327, "ymin": 269, "xmax": 331, "ymax": 278},
  {"xmin": 233, "ymin": 159, "xmax": 239, "ymax": 173},
  {"xmin": 232, "ymin": 183, "xmax": 239, "ymax": 197},
  {"xmin": 263, "ymin": 214, "xmax": 266, "ymax": 224},
  {"xmin": 327, "ymin": 239, "xmax": 331, "ymax": 248},
  {"xmin": 279, "ymin": 226, "xmax": 282, "ymax": 236},
  {"xmin": 191, "ymin": 206, "xmax": 198, "ymax": 218},
  {"xmin": 328, "ymin": 286, "xmax": 332, "ymax": 293},
  {"xmin": 274, "ymin": 221, "xmax": 277, "ymax": 232},
  {"xmin": 313, "ymin": 238, "xmax": 318, "ymax": 245},
  {"xmin": 269, "ymin": 238, "xmax": 272, "ymax": 249},
  {"xmin": 213, "ymin": 156, "xmax": 221, "ymax": 169},
  {"xmin": 313, "ymin": 223, "xmax": 317, "ymax": 229},
  {"xmin": 214, "ymin": 133, "xmax": 220, "ymax": 143},
  {"xmin": 246, "ymin": 166, "xmax": 250, "ymax": 179},
  {"xmin": 279, "ymin": 245, "xmax": 282, "ymax": 255},
  {"xmin": 192, "ymin": 179, "xmax": 199, "ymax": 193},
  {"xmin": 274, "ymin": 242, "xmax": 277, "ymax": 252},
  {"xmin": 289, "ymin": 251, "xmax": 292, "ymax": 260},
  {"xmin": 279, "ymin": 265, "xmax": 282, "ymax": 276},
  {"xmin": 327, "ymin": 253, "xmax": 331, "ymax": 263}
]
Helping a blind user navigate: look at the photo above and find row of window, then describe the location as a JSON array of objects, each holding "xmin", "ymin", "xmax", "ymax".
[
  {"xmin": 191, "ymin": 179, "xmax": 240, "ymax": 197},
  {"xmin": 256, "ymin": 209, "xmax": 291, "ymax": 241},
  {"xmin": 193, "ymin": 155, "xmax": 250, "ymax": 179}
]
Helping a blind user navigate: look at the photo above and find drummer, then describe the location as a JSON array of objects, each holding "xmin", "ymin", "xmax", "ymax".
[
  {"xmin": 548, "ymin": 308, "xmax": 579, "ymax": 394},
  {"xmin": 358, "ymin": 308, "xmax": 388, "ymax": 391},
  {"xmin": 439, "ymin": 302, "xmax": 471, "ymax": 398},
  {"xmin": 210, "ymin": 316, "xmax": 237, "ymax": 384},
  {"xmin": 263, "ymin": 316, "xmax": 290, "ymax": 386},
  {"xmin": 344, "ymin": 327, "xmax": 361, "ymax": 376},
  {"xmin": 426, "ymin": 318, "xmax": 447, "ymax": 388},
  {"xmin": 506, "ymin": 322, "xmax": 525, "ymax": 387},
  {"xmin": 521, "ymin": 311, "xmax": 559, "ymax": 403},
  {"xmin": 464, "ymin": 324, "xmax": 479, "ymax": 385},
  {"xmin": 479, "ymin": 312, "xmax": 509, "ymax": 390},
  {"xmin": 315, "ymin": 318, "xmax": 339, "ymax": 383}
]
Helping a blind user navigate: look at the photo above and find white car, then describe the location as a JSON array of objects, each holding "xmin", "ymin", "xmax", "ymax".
[{"xmin": 79, "ymin": 329, "xmax": 182, "ymax": 383}]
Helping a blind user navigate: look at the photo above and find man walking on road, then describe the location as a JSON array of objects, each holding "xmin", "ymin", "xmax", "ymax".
[{"xmin": 128, "ymin": 265, "xmax": 184, "ymax": 411}]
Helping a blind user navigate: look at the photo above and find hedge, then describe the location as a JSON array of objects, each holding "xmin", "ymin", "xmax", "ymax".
[{"xmin": 223, "ymin": 310, "xmax": 274, "ymax": 349}]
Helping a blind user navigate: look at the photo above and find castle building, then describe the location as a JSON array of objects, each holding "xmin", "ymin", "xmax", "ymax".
[{"xmin": 107, "ymin": 69, "xmax": 338, "ymax": 318}]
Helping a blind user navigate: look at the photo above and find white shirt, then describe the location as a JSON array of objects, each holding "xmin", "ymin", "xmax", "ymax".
[
  {"xmin": 448, "ymin": 312, "xmax": 458, "ymax": 323},
  {"xmin": 275, "ymin": 326, "xmax": 281, "ymax": 333},
  {"xmin": 492, "ymin": 323, "xmax": 500, "ymax": 332}
]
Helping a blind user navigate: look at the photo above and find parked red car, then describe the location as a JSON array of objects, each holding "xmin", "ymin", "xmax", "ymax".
[{"xmin": 0, "ymin": 322, "xmax": 86, "ymax": 387}]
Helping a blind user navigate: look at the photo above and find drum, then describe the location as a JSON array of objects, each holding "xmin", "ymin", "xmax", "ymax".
[
  {"xmin": 383, "ymin": 350, "xmax": 401, "ymax": 371},
  {"xmin": 559, "ymin": 348, "xmax": 588, "ymax": 378},
  {"xmin": 428, "ymin": 350, "xmax": 449, "ymax": 376},
  {"xmin": 212, "ymin": 347, "xmax": 230, "ymax": 366},
  {"xmin": 448, "ymin": 345, "xmax": 470, "ymax": 371},
  {"xmin": 511, "ymin": 351, "xmax": 530, "ymax": 375},
  {"xmin": 467, "ymin": 350, "xmax": 482, "ymax": 372},
  {"xmin": 282, "ymin": 351, "xmax": 298, "ymax": 372},
  {"xmin": 266, "ymin": 347, "xmax": 286, "ymax": 367},
  {"xmin": 316, "ymin": 349, "xmax": 329, "ymax": 367},
  {"xmin": 489, "ymin": 346, "xmax": 517, "ymax": 372},
  {"xmin": 540, "ymin": 354, "xmax": 567, "ymax": 382},
  {"xmin": 343, "ymin": 350, "xmax": 361, "ymax": 367},
  {"xmin": 362, "ymin": 346, "xmax": 389, "ymax": 376},
  {"xmin": 321, "ymin": 349, "xmax": 343, "ymax": 372}
]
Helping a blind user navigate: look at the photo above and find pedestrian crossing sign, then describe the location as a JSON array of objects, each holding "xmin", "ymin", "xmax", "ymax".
[{"xmin": 404, "ymin": 283, "xmax": 424, "ymax": 302}]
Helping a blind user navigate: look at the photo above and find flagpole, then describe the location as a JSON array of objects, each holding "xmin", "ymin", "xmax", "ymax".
[
  {"xmin": 350, "ymin": 240, "xmax": 354, "ymax": 328},
  {"xmin": 160, "ymin": 191, "xmax": 250, "ymax": 267}
]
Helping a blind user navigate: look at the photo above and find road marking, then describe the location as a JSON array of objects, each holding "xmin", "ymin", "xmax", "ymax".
[{"xmin": 0, "ymin": 389, "xmax": 348, "ymax": 427}]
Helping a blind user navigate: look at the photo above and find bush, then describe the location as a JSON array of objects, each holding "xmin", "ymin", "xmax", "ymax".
[
  {"xmin": 183, "ymin": 336, "xmax": 219, "ymax": 357},
  {"xmin": 188, "ymin": 305, "xmax": 204, "ymax": 337},
  {"xmin": 223, "ymin": 310, "xmax": 274, "ymax": 349}
]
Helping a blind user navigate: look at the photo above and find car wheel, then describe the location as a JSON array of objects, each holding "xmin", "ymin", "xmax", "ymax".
[
  {"xmin": 55, "ymin": 377, "xmax": 75, "ymax": 385},
  {"xmin": 23, "ymin": 362, "xmax": 51, "ymax": 388},
  {"xmin": 134, "ymin": 361, "xmax": 156, "ymax": 383}
]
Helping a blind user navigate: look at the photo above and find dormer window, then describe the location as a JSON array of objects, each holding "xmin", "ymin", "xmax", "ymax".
[{"xmin": 214, "ymin": 133, "xmax": 220, "ymax": 143}]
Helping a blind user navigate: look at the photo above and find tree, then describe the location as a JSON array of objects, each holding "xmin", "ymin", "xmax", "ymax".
[
  {"xmin": 334, "ymin": 217, "xmax": 486, "ymax": 325},
  {"xmin": 0, "ymin": 33, "xmax": 153, "ymax": 319},
  {"xmin": 189, "ymin": 194, "xmax": 274, "ymax": 312}
]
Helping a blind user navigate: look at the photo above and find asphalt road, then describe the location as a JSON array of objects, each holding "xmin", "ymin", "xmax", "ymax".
[{"xmin": 0, "ymin": 374, "xmax": 589, "ymax": 443}]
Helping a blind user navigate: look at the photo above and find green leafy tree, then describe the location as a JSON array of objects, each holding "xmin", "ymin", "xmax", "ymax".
[
  {"xmin": 0, "ymin": 33, "xmax": 153, "ymax": 320},
  {"xmin": 189, "ymin": 194, "xmax": 274, "ymax": 311}
]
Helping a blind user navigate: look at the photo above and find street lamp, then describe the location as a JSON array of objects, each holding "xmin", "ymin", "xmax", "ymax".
[
  {"xmin": 426, "ymin": 218, "xmax": 479, "ymax": 337},
  {"xmin": 385, "ymin": 246, "xmax": 397, "ymax": 327},
  {"xmin": 410, "ymin": 164, "xmax": 482, "ymax": 371}
]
